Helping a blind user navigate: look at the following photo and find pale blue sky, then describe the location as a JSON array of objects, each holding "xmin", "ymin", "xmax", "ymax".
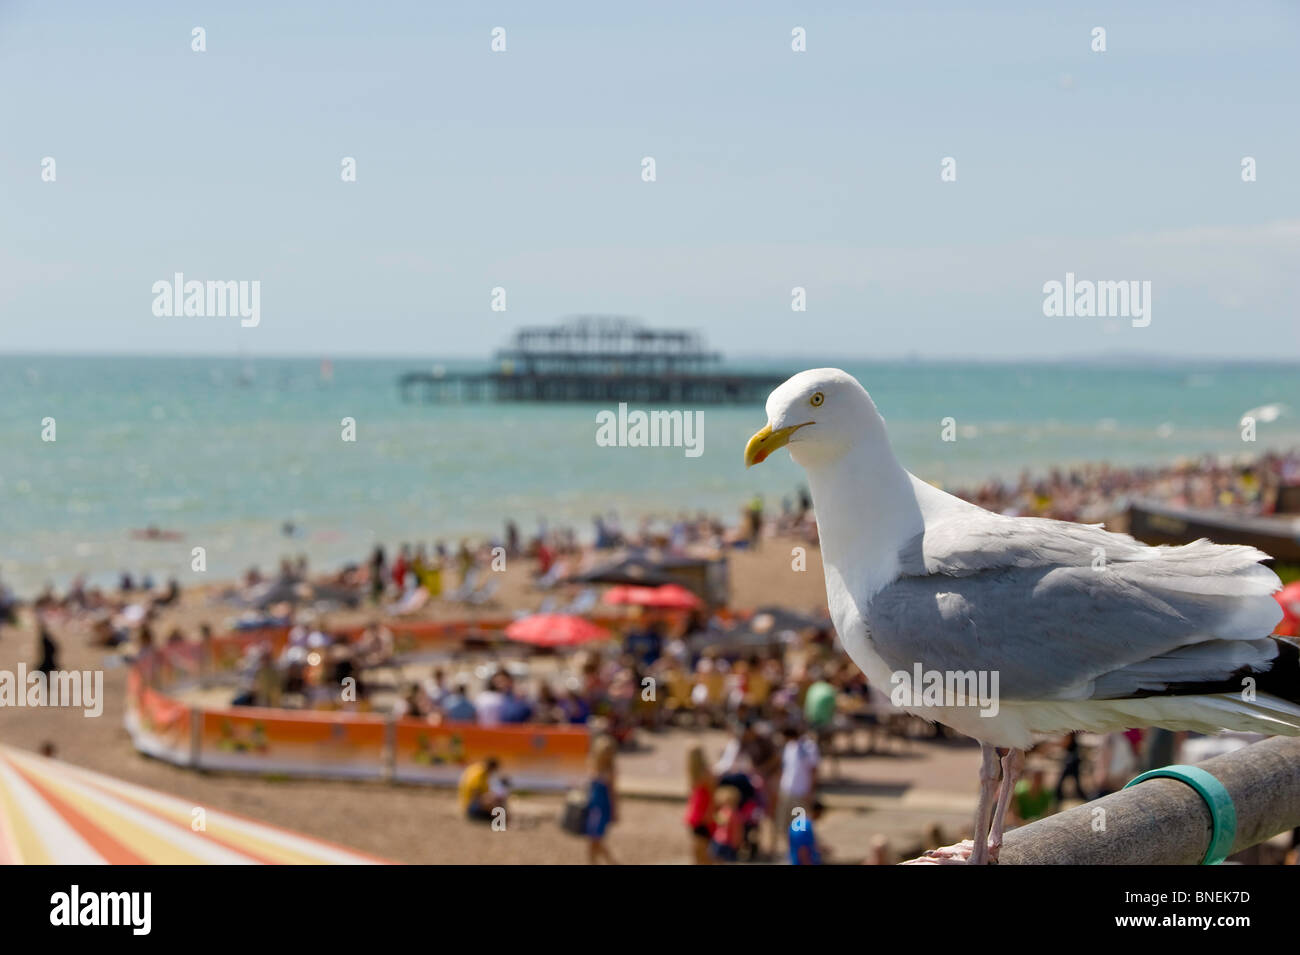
[{"xmin": 1, "ymin": 1, "xmax": 1297, "ymax": 359}]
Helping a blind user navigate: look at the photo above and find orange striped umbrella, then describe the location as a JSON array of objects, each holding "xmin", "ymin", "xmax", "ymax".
[{"xmin": 0, "ymin": 745, "xmax": 388, "ymax": 865}]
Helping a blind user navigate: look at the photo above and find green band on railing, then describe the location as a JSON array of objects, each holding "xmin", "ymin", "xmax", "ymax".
[{"xmin": 1123, "ymin": 764, "xmax": 1238, "ymax": 865}]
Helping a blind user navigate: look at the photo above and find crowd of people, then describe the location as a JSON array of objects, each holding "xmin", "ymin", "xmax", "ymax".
[
  {"xmin": 224, "ymin": 606, "xmax": 880, "ymax": 745},
  {"xmin": 950, "ymin": 448, "xmax": 1300, "ymax": 523}
]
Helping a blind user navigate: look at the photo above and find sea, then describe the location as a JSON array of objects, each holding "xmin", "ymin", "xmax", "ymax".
[{"xmin": 1, "ymin": 355, "xmax": 1296, "ymax": 597}]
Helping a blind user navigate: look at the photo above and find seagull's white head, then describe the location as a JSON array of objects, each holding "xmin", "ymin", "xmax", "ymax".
[{"xmin": 744, "ymin": 368, "xmax": 887, "ymax": 470}]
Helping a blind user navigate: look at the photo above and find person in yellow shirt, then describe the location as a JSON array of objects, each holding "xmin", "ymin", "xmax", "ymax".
[
  {"xmin": 421, "ymin": 560, "xmax": 443, "ymax": 597},
  {"xmin": 458, "ymin": 757, "xmax": 501, "ymax": 822}
]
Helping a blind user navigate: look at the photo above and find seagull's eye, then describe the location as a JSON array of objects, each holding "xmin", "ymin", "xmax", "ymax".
[{"xmin": 810, "ymin": 392, "xmax": 825, "ymax": 407}]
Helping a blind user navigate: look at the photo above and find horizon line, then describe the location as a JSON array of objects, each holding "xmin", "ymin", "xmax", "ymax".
[{"xmin": 2, "ymin": 349, "xmax": 1300, "ymax": 366}]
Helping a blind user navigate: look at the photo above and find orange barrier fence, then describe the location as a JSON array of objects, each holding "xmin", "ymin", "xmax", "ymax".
[
  {"xmin": 125, "ymin": 629, "xmax": 592, "ymax": 789},
  {"xmin": 126, "ymin": 669, "xmax": 193, "ymax": 765},
  {"xmin": 165, "ymin": 615, "xmax": 626, "ymax": 687},
  {"xmin": 392, "ymin": 719, "xmax": 590, "ymax": 788},
  {"xmin": 197, "ymin": 705, "xmax": 390, "ymax": 778}
]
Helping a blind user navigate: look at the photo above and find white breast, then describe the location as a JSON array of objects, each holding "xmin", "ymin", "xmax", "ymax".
[{"xmin": 823, "ymin": 564, "xmax": 897, "ymax": 691}]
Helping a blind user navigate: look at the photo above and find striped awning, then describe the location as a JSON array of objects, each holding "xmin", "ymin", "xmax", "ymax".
[{"xmin": 0, "ymin": 745, "xmax": 387, "ymax": 865}]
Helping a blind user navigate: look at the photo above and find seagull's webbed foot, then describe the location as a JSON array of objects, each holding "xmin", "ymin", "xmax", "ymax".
[
  {"xmin": 900, "ymin": 837, "xmax": 1004, "ymax": 865},
  {"xmin": 898, "ymin": 840, "xmax": 975, "ymax": 864},
  {"xmin": 924, "ymin": 839, "xmax": 973, "ymax": 860}
]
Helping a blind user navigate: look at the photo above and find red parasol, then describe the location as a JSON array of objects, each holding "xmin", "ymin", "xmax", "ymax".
[
  {"xmin": 1275, "ymin": 582, "xmax": 1300, "ymax": 637},
  {"xmin": 604, "ymin": 583, "xmax": 702, "ymax": 610},
  {"xmin": 504, "ymin": 613, "xmax": 610, "ymax": 647},
  {"xmin": 603, "ymin": 585, "xmax": 659, "ymax": 606}
]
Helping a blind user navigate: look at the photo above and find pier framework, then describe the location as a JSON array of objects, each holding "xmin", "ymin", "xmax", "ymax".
[{"xmin": 399, "ymin": 316, "xmax": 785, "ymax": 404}]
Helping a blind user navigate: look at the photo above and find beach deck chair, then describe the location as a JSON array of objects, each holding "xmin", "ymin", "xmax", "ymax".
[
  {"xmin": 445, "ymin": 569, "xmax": 480, "ymax": 602},
  {"xmin": 562, "ymin": 587, "xmax": 598, "ymax": 615},
  {"xmin": 466, "ymin": 576, "xmax": 501, "ymax": 606},
  {"xmin": 533, "ymin": 565, "xmax": 564, "ymax": 590}
]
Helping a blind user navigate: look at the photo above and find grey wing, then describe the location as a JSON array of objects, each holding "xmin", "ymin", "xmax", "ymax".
[
  {"xmin": 869, "ymin": 517, "xmax": 1285, "ymax": 702},
  {"xmin": 898, "ymin": 509, "xmax": 1268, "ymax": 580}
]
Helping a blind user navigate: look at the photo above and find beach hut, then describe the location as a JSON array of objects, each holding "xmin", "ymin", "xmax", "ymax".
[{"xmin": 0, "ymin": 745, "xmax": 386, "ymax": 864}]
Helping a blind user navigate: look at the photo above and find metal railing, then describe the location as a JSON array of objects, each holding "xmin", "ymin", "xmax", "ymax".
[{"xmin": 1001, "ymin": 736, "xmax": 1300, "ymax": 864}]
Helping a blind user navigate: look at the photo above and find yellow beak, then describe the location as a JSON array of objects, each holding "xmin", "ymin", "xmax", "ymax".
[{"xmin": 744, "ymin": 422, "xmax": 812, "ymax": 468}]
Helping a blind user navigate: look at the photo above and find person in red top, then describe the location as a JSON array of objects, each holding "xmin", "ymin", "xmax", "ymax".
[
  {"xmin": 709, "ymin": 786, "xmax": 743, "ymax": 863},
  {"xmin": 391, "ymin": 545, "xmax": 410, "ymax": 591},
  {"xmin": 684, "ymin": 745, "xmax": 714, "ymax": 864}
]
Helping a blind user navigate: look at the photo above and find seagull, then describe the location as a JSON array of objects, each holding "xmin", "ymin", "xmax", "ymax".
[{"xmin": 745, "ymin": 368, "xmax": 1300, "ymax": 864}]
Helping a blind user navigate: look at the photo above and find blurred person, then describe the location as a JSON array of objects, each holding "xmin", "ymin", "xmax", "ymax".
[
  {"xmin": 489, "ymin": 772, "xmax": 512, "ymax": 813},
  {"xmin": 746, "ymin": 493, "xmax": 764, "ymax": 547},
  {"xmin": 803, "ymin": 667, "xmax": 839, "ymax": 767},
  {"xmin": 585, "ymin": 735, "xmax": 619, "ymax": 864},
  {"xmin": 534, "ymin": 683, "xmax": 563, "ymax": 724},
  {"xmin": 624, "ymin": 620, "xmax": 663, "ymax": 667},
  {"xmin": 1011, "ymin": 766, "xmax": 1054, "ymax": 823},
  {"xmin": 684, "ymin": 745, "xmax": 715, "ymax": 864},
  {"xmin": 355, "ymin": 621, "xmax": 394, "ymax": 669},
  {"xmin": 368, "ymin": 545, "xmax": 386, "ymax": 604},
  {"xmin": 788, "ymin": 799, "xmax": 827, "ymax": 865},
  {"xmin": 777, "ymin": 726, "xmax": 820, "ymax": 849},
  {"xmin": 417, "ymin": 545, "xmax": 443, "ymax": 596},
  {"xmin": 254, "ymin": 647, "xmax": 282, "ymax": 708},
  {"xmin": 391, "ymin": 544, "xmax": 410, "ymax": 592},
  {"xmin": 0, "ymin": 577, "xmax": 16, "ymax": 626},
  {"xmin": 498, "ymin": 675, "xmax": 534, "ymax": 724},
  {"xmin": 709, "ymin": 785, "xmax": 743, "ymax": 862},
  {"xmin": 458, "ymin": 757, "xmax": 503, "ymax": 822},
  {"xmin": 713, "ymin": 721, "xmax": 754, "ymax": 776},
  {"xmin": 328, "ymin": 641, "xmax": 360, "ymax": 703},
  {"xmin": 1054, "ymin": 732, "xmax": 1090, "ymax": 803},
  {"xmin": 394, "ymin": 684, "xmax": 427, "ymax": 719},
  {"xmin": 455, "ymin": 540, "xmax": 474, "ymax": 587},
  {"xmin": 36, "ymin": 624, "xmax": 60, "ymax": 677},
  {"xmin": 422, "ymin": 667, "xmax": 450, "ymax": 709},
  {"xmin": 714, "ymin": 717, "xmax": 779, "ymax": 854},
  {"xmin": 475, "ymin": 672, "xmax": 509, "ymax": 726},
  {"xmin": 558, "ymin": 685, "xmax": 591, "ymax": 724},
  {"xmin": 1142, "ymin": 728, "xmax": 1182, "ymax": 773},
  {"xmin": 440, "ymin": 678, "xmax": 478, "ymax": 723}
]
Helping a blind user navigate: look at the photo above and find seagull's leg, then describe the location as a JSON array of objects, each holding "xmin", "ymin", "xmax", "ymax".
[
  {"xmin": 986, "ymin": 748, "xmax": 1024, "ymax": 863},
  {"xmin": 967, "ymin": 743, "xmax": 1001, "ymax": 865},
  {"xmin": 921, "ymin": 742, "xmax": 1000, "ymax": 864}
]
